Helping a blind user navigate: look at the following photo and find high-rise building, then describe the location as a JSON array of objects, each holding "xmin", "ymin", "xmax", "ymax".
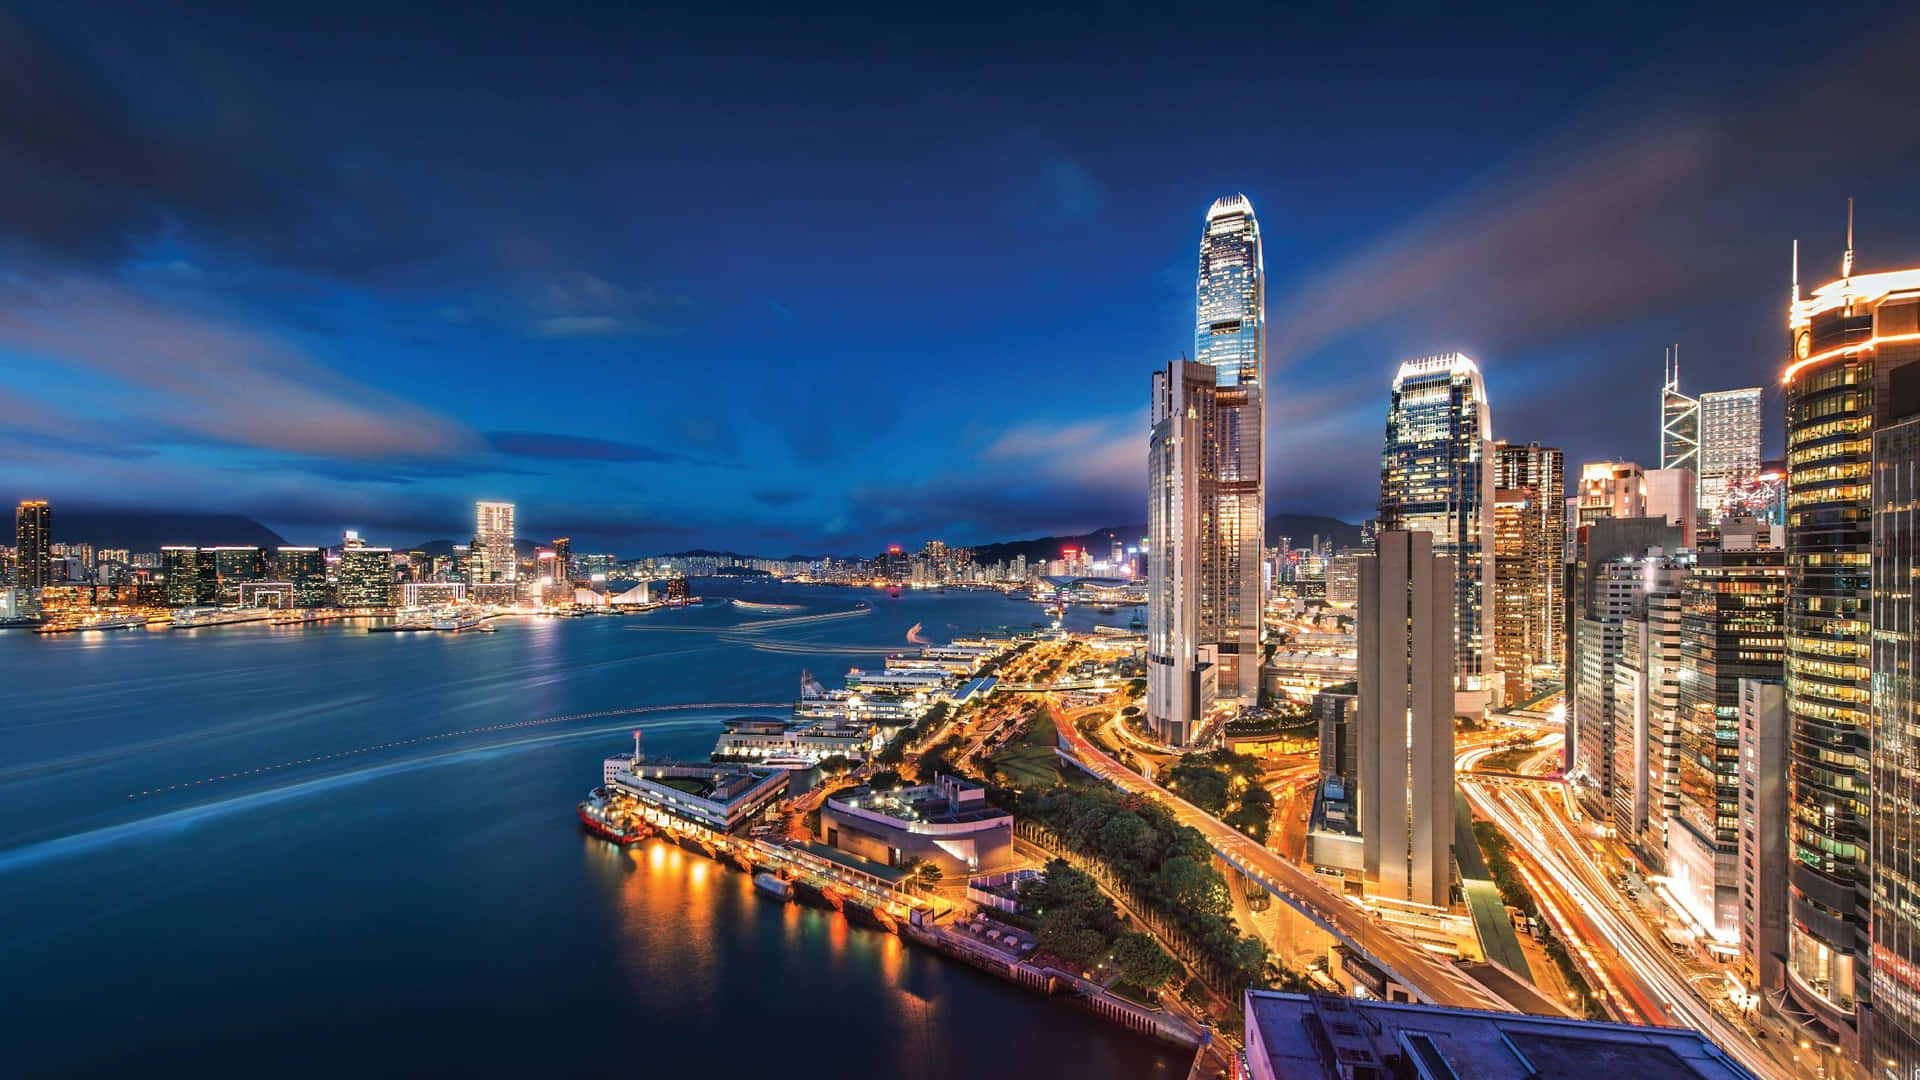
[
  {"xmin": 1872, "ymin": 407, "xmax": 1920, "ymax": 1077},
  {"xmin": 1492, "ymin": 487, "xmax": 1541, "ymax": 704},
  {"xmin": 1564, "ymin": 515, "xmax": 1685, "ymax": 775},
  {"xmin": 275, "ymin": 547, "xmax": 330, "ymax": 607},
  {"xmin": 1645, "ymin": 467, "xmax": 1698, "ymax": 548},
  {"xmin": 1148, "ymin": 358, "xmax": 1220, "ymax": 747},
  {"xmin": 1379, "ymin": 353, "xmax": 1495, "ymax": 714},
  {"xmin": 161, "ymin": 546, "xmax": 206, "ymax": 607},
  {"xmin": 1355, "ymin": 530, "xmax": 1454, "ymax": 907},
  {"xmin": 1671, "ymin": 538, "xmax": 1785, "ymax": 939},
  {"xmin": 1782, "ymin": 247, "xmax": 1920, "ymax": 1053},
  {"xmin": 209, "ymin": 546, "xmax": 265, "ymax": 604},
  {"xmin": 1577, "ymin": 461, "xmax": 1646, "ymax": 527},
  {"xmin": 1662, "ymin": 349, "xmax": 1700, "ymax": 474},
  {"xmin": 14, "ymin": 500, "xmax": 50, "ymax": 590},
  {"xmin": 1494, "ymin": 442, "xmax": 1565, "ymax": 677},
  {"xmin": 475, "ymin": 501, "xmax": 517, "ymax": 584},
  {"xmin": 1192, "ymin": 193, "xmax": 1265, "ymax": 707},
  {"xmin": 1699, "ymin": 388, "xmax": 1764, "ymax": 523},
  {"xmin": 1614, "ymin": 571, "xmax": 1684, "ymax": 858},
  {"xmin": 552, "ymin": 537, "xmax": 572, "ymax": 583},
  {"xmin": 1737, "ymin": 677, "xmax": 1789, "ymax": 996},
  {"xmin": 337, "ymin": 544, "xmax": 394, "ymax": 608},
  {"xmin": 1572, "ymin": 549, "xmax": 1682, "ymax": 828}
]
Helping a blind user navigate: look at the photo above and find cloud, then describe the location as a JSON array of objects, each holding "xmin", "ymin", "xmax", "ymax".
[
  {"xmin": 526, "ymin": 273, "xmax": 686, "ymax": 338},
  {"xmin": 484, "ymin": 430, "xmax": 692, "ymax": 464},
  {"xmin": 750, "ymin": 486, "xmax": 810, "ymax": 508}
]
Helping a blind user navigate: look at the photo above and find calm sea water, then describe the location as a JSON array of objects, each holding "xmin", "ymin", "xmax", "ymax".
[{"xmin": 0, "ymin": 580, "xmax": 1176, "ymax": 1077}]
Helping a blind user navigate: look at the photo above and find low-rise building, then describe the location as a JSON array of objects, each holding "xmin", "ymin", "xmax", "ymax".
[
  {"xmin": 603, "ymin": 757, "xmax": 786, "ymax": 834},
  {"xmin": 820, "ymin": 775, "xmax": 1012, "ymax": 878}
]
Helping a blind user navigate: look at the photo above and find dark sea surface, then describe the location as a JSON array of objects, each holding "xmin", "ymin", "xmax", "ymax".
[{"xmin": 0, "ymin": 580, "xmax": 1176, "ymax": 1077}]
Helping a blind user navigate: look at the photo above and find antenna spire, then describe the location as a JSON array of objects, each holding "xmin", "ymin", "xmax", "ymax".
[
  {"xmin": 1792, "ymin": 238, "xmax": 1800, "ymax": 303},
  {"xmin": 1843, "ymin": 198, "xmax": 1855, "ymax": 280}
]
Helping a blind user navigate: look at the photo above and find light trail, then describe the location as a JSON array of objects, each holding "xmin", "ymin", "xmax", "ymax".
[{"xmin": 122, "ymin": 701, "xmax": 786, "ymax": 800}]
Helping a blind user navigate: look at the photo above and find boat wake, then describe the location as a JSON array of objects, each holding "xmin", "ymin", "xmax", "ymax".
[
  {"xmin": 716, "ymin": 635, "xmax": 900, "ymax": 655},
  {"xmin": 730, "ymin": 599, "xmax": 807, "ymax": 613},
  {"xmin": 905, "ymin": 621, "xmax": 934, "ymax": 646}
]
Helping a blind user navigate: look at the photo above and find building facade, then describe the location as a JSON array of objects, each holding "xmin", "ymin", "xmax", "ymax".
[
  {"xmin": 1737, "ymin": 678, "xmax": 1789, "ymax": 997},
  {"xmin": 1782, "ymin": 261, "xmax": 1920, "ymax": 1048},
  {"xmin": 1147, "ymin": 358, "xmax": 1220, "ymax": 747},
  {"xmin": 13, "ymin": 500, "xmax": 50, "ymax": 590},
  {"xmin": 1192, "ymin": 193, "xmax": 1265, "ymax": 707},
  {"xmin": 1700, "ymin": 387, "xmax": 1765, "ymax": 524},
  {"xmin": 336, "ymin": 545, "xmax": 394, "ymax": 608},
  {"xmin": 1379, "ymin": 353, "xmax": 1496, "ymax": 714},
  {"xmin": 1493, "ymin": 486, "xmax": 1542, "ymax": 704},
  {"xmin": 1495, "ymin": 442, "xmax": 1566, "ymax": 681},
  {"xmin": 1355, "ymin": 530, "xmax": 1454, "ymax": 907},
  {"xmin": 474, "ymin": 500, "xmax": 517, "ymax": 584},
  {"xmin": 1663, "ymin": 352, "xmax": 1700, "ymax": 474},
  {"xmin": 1872, "ymin": 410, "xmax": 1920, "ymax": 1077}
]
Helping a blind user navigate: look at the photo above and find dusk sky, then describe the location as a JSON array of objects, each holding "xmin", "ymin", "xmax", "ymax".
[{"xmin": 4, "ymin": 2, "xmax": 1920, "ymax": 555}]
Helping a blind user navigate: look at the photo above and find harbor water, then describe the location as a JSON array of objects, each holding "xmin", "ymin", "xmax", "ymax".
[{"xmin": 0, "ymin": 581, "xmax": 1178, "ymax": 1077}]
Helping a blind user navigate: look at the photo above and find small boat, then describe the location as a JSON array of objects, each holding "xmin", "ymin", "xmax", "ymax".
[
  {"xmin": 475, "ymin": 623, "xmax": 499, "ymax": 633},
  {"xmin": 754, "ymin": 872, "xmax": 794, "ymax": 901},
  {"xmin": 576, "ymin": 788, "xmax": 648, "ymax": 845},
  {"xmin": 791, "ymin": 878, "xmax": 838, "ymax": 910}
]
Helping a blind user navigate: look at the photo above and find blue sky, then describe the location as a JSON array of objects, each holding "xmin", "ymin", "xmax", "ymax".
[{"xmin": 3, "ymin": 2, "xmax": 1919, "ymax": 555}]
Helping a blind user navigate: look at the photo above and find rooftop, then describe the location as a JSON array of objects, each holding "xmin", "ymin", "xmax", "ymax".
[{"xmin": 1244, "ymin": 992, "xmax": 1753, "ymax": 1080}]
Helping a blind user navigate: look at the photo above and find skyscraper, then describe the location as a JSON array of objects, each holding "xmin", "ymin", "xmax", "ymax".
[
  {"xmin": 1379, "ymin": 352, "xmax": 1495, "ymax": 714},
  {"xmin": 1661, "ymin": 349, "xmax": 1699, "ymax": 474},
  {"xmin": 1355, "ymin": 529, "xmax": 1453, "ymax": 907},
  {"xmin": 1148, "ymin": 358, "xmax": 1220, "ymax": 747},
  {"xmin": 1872, "ymin": 407, "xmax": 1920, "ymax": 1078},
  {"xmin": 1699, "ymin": 388, "xmax": 1764, "ymax": 522},
  {"xmin": 1192, "ymin": 193, "xmax": 1265, "ymax": 707},
  {"xmin": 13, "ymin": 499, "xmax": 50, "ymax": 590},
  {"xmin": 475, "ymin": 501, "xmax": 517, "ymax": 584},
  {"xmin": 1492, "ymin": 487, "xmax": 1540, "ymax": 704},
  {"xmin": 552, "ymin": 537, "xmax": 572, "ymax": 584},
  {"xmin": 275, "ymin": 547, "xmax": 330, "ymax": 607},
  {"xmin": 1782, "ymin": 247, "xmax": 1920, "ymax": 1055},
  {"xmin": 1495, "ymin": 441, "xmax": 1566, "ymax": 682}
]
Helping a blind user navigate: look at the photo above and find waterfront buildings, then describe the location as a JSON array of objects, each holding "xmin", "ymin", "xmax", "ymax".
[
  {"xmin": 1355, "ymin": 529, "xmax": 1453, "ymax": 907},
  {"xmin": 1873, "ymin": 408, "xmax": 1920, "ymax": 1076},
  {"xmin": 1663, "ymin": 350, "xmax": 1701, "ymax": 475},
  {"xmin": 1241, "ymin": 991, "xmax": 1753, "ymax": 1080},
  {"xmin": 603, "ymin": 756, "xmax": 786, "ymax": 834},
  {"xmin": 160, "ymin": 545, "xmax": 216, "ymax": 607},
  {"xmin": 1671, "ymin": 534, "xmax": 1785, "ymax": 938},
  {"xmin": 1738, "ymin": 677, "xmax": 1789, "ymax": 997},
  {"xmin": 1378, "ymin": 352, "xmax": 1496, "ymax": 714},
  {"xmin": 336, "ymin": 537, "xmax": 394, "ymax": 608},
  {"xmin": 208, "ymin": 545, "xmax": 265, "ymax": 604},
  {"xmin": 1148, "ymin": 357, "xmax": 1221, "ymax": 747},
  {"xmin": 1191, "ymin": 193, "xmax": 1266, "ymax": 709},
  {"xmin": 1701, "ymin": 388, "xmax": 1766, "ymax": 522},
  {"xmin": 1494, "ymin": 441, "xmax": 1565, "ymax": 683},
  {"xmin": 1781, "ymin": 256, "xmax": 1920, "ymax": 1049},
  {"xmin": 14, "ymin": 499, "xmax": 50, "ymax": 589},
  {"xmin": 275, "ymin": 546, "xmax": 330, "ymax": 607},
  {"xmin": 819, "ymin": 775, "xmax": 1013, "ymax": 878},
  {"xmin": 474, "ymin": 500, "xmax": 516, "ymax": 584}
]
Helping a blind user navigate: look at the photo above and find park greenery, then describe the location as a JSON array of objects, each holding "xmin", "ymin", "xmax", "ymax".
[
  {"xmin": 1164, "ymin": 749, "xmax": 1275, "ymax": 844},
  {"xmin": 1017, "ymin": 860, "xmax": 1184, "ymax": 997},
  {"xmin": 1473, "ymin": 821, "xmax": 1608, "ymax": 1021}
]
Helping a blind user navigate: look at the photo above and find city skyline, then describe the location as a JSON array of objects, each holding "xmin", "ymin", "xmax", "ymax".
[{"xmin": 4, "ymin": 5, "xmax": 1920, "ymax": 554}]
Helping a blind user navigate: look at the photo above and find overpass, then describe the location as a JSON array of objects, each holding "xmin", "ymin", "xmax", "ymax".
[{"xmin": 1055, "ymin": 719, "xmax": 1510, "ymax": 1012}]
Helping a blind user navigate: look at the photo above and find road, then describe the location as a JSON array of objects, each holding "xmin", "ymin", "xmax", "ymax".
[
  {"xmin": 1056, "ymin": 714, "xmax": 1509, "ymax": 1012},
  {"xmin": 1458, "ymin": 747, "xmax": 1806, "ymax": 1080}
]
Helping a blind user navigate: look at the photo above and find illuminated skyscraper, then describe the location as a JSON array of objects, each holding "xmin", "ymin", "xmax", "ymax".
[
  {"xmin": 1699, "ymin": 388, "xmax": 1764, "ymax": 522},
  {"xmin": 1781, "ymin": 239, "xmax": 1920, "ymax": 1055},
  {"xmin": 1148, "ymin": 358, "xmax": 1220, "ymax": 747},
  {"xmin": 475, "ymin": 501, "xmax": 517, "ymax": 584},
  {"xmin": 1192, "ymin": 193, "xmax": 1265, "ymax": 707},
  {"xmin": 13, "ymin": 499, "xmax": 50, "ymax": 590},
  {"xmin": 1379, "ymin": 353, "xmax": 1495, "ymax": 714},
  {"xmin": 1661, "ymin": 349, "xmax": 1699, "ymax": 474},
  {"xmin": 1873, "ymin": 410, "xmax": 1920, "ymax": 1079},
  {"xmin": 552, "ymin": 537, "xmax": 572, "ymax": 583},
  {"xmin": 1492, "ymin": 487, "xmax": 1540, "ymax": 704},
  {"xmin": 1495, "ymin": 441, "xmax": 1565, "ymax": 682}
]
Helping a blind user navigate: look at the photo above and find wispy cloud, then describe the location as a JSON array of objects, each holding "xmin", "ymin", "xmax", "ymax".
[{"xmin": 484, "ymin": 430, "xmax": 698, "ymax": 464}]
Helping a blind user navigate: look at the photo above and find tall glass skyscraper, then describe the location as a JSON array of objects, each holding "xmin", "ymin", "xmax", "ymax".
[
  {"xmin": 13, "ymin": 499, "xmax": 50, "ymax": 590},
  {"xmin": 475, "ymin": 500, "xmax": 517, "ymax": 584},
  {"xmin": 1192, "ymin": 194, "xmax": 1264, "ymax": 706},
  {"xmin": 1662, "ymin": 351, "xmax": 1700, "ymax": 474},
  {"xmin": 1380, "ymin": 353, "xmax": 1496, "ymax": 713},
  {"xmin": 1147, "ymin": 359, "xmax": 1220, "ymax": 747},
  {"xmin": 1783, "ymin": 256, "xmax": 1920, "ymax": 1059},
  {"xmin": 1699, "ymin": 388, "xmax": 1764, "ymax": 521},
  {"xmin": 1873, "ymin": 410, "xmax": 1920, "ymax": 1079}
]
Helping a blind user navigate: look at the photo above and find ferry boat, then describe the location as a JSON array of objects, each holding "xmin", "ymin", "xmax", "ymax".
[
  {"xmin": 429, "ymin": 608, "xmax": 487, "ymax": 631},
  {"xmin": 171, "ymin": 607, "xmax": 270, "ymax": 629},
  {"xmin": 576, "ymin": 788, "xmax": 648, "ymax": 845},
  {"xmin": 753, "ymin": 872, "xmax": 795, "ymax": 901},
  {"xmin": 35, "ymin": 613, "xmax": 150, "ymax": 634}
]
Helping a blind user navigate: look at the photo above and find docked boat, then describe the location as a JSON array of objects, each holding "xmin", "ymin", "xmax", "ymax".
[
  {"xmin": 429, "ymin": 607, "xmax": 487, "ymax": 631},
  {"xmin": 753, "ymin": 872, "xmax": 794, "ymax": 901},
  {"xmin": 576, "ymin": 788, "xmax": 648, "ymax": 845},
  {"xmin": 35, "ymin": 613, "xmax": 149, "ymax": 633},
  {"xmin": 842, "ymin": 898, "xmax": 897, "ymax": 933},
  {"xmin": 171, "ymin": 608, "xmax": 268, "ymax": 629},
  {"xmin": 792, "ymin": 878, "xmax": 842, "ymax": 911}
]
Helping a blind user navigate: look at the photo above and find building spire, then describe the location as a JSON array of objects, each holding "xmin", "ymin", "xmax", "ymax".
[
  {"xmin": 1843, "ymin": 197, "xmax": 1855, "ymax": 280},
  {"xmin": 1792, "ymin": 238, "xmax": 1800, "ymax": 303}
]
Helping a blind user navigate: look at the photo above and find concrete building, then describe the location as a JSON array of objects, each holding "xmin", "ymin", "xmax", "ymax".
[
  {"xmin": 1577, "ymin": 461, "xmax": 1646, "ymax": 527},
  {"xmin": 1572, "ymin": 548, "xmax": 1681, "ymax": 825},
  {"xmin": 1313, "ymin": 682, "xmax": 1357, "ymax": 780},
  {"xmin": 474, "ymin": 500, "xmax": 516, "ymax": 584},
  {"xmin": 13, "ymin": 500, "xmax": 50, "ymax": 590},
  {"xmin": 1646, "ymin": 466, "xmax": 1698, "ymax": 548},
  {"xmin": 1148, "ymin": 357, "xmax": 1221, "ymax": 747},
  {"xmin": 1190, "ymin": 193, "xmax": 1266, "ymax": 709},
  {"xmin": 1494, "ymin": 441, "xmax": 1566, "ymax": 682},
  {"xmin": 1242, "ymin": 991, "xmax": 1752, "ymax": 1080},
  {"xmin": 820, "ymin": 775, "xmax": 1012, "ymax": 878},
  {"xmin": 1379, "ymin": 353, "xmax": 1496, "ymax": 715},
  {"xmin": 1564, "ymin": 515, "xmax": 1685, "ymax": 773},
  {"xmin": 1737, "ymin": 678, "xmax": 1788, "ymax": 998},
  {"xmin": 1612, "ymin": 580, "xmax": 1683, "ymax": 860},
  {"xmin": 1781, "ymin": 255, "xmax": 1920, "ymax": 1051},
  {"xmin": 1872, "ymin": 406, "xmax": 1920, "ymax": 1077},
  {"xmin": 1356, "ymin": 530, "xmax": 1454, "ymax": 907},
  {"xmin": 604, "ymin": 756, "xmax": 787, "ymax": 834}
]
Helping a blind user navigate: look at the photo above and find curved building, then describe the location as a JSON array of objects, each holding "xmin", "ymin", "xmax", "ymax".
[
  {"xmin": 1379, "ymin": 353, "xmax": 1496, "ymax": 714},
  {"xmin": 1193, "ymin": 193, "xmax": 1265, "ymax": 708},
  {"xmin": 1782, "ymin": 256, "xmax": 1920, "ymax": 1059}
]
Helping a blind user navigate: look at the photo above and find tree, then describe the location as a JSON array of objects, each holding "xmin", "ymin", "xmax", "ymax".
[
  {"xmin": 1166, "ymin": 763, "xmax": 1230, "ymax": 815},
  {"xmin": 817, "ymin": 754, "xmax": 852, "ymax": 778},
  {"xmin": 1223, "ymin": 802, "xmax": 1270, "ymax": 844},
  {"xmin": 1153, "ymin": 854, "xmax": 1230, "ymax": 918},
  {"xmin": 899, "ymin": 856, "xmax": 945, "ymax": 895},
  {"xmin": 1110, "ymin": 931, "xmax": 1182, "ymax": 991},
  {"xmin": 868, "ymin": 769, "xmax": 904, "ymax": 791}
]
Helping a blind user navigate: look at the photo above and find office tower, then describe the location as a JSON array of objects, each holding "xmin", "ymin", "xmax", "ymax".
[
  {"xmin": 1781, "ymin": 247, "xmax": 1920, "ymax": 1051},
  {"xmin": 1662, "ymin": 349, "xmax": 1699, "ymax": 473},
  {"xmin": 552, "ymin": 537, "xmax": 572, "ymax": 583},
  {"xmin": 1614, "ymin": 574, "xmax": 1683, "ymax": 857},
  {"xmin": 1873, "ymin": 408, "xmax": 1920, "ymax": 1076},
  {"xmin": 1699, "ymin": 388, "xmax": 1764, "ymax": 522},
  {"xmin": 475, "ymin": 501, "xmax": 517, "ymax": 583},
  {"xmin": 1495, "ymin": 442, "xmax": 1565, "ymax": 677},
  {"xmin": 1492, "ymin": 487, "xmax": 1540, "ymax": 704},
  {"xmin": 1577, "ymin": 461, "xmax": 1646, "ymax": 527},
  {"xmin": 1148, "ymin": 358, "xmax": 1220, "ymax": 747},
  {"xmin": 1644, "ymin": 467, "xmax": 1698, "ymax": 548},
  {"xmin": 337, "ymin": 544, "xmax": 394, "ymax": 608},
  {"xmin": 1573, "ymin": 545, "xmax": 1681, "ymax": 823},
  {"xmin": 1324, "ymin": 554, "xmax": 1358, "ymax": 608},
  {"xmin": 209, "ymin": 546, "xmax": 265, "ymax": 604},
  {"xmin": 161, "ymin": 546, "xmax": 199, "ymax": 607},
  {"xmin": 1380, "ymin": 353, "xmax": 1495, "ymax": 714},
  {"xmin": 1192, "ymin": 193, "xmax": 1265, "ymax": 707},
  {"xmin": 275, "ymin": 547, "xmax": 330, "ymax": 607},
  {"xmin": 1671, "ymin": 539, "xmax": 1785, "ymax": 939},
  {"xmin": 1355, "ymin": 530, "xmax": 1454, "ymax": 907},
  {"xmin": 1313, "ymin": 682, "xmax": 1357, "ymax": 780},
  {"xmin": 14, "ymin": 500, "xmax": 50, "ymax": 589},
  {"xmin": 1737, "ymin": 677, "xmax": 1788, "ymax": 994}
]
